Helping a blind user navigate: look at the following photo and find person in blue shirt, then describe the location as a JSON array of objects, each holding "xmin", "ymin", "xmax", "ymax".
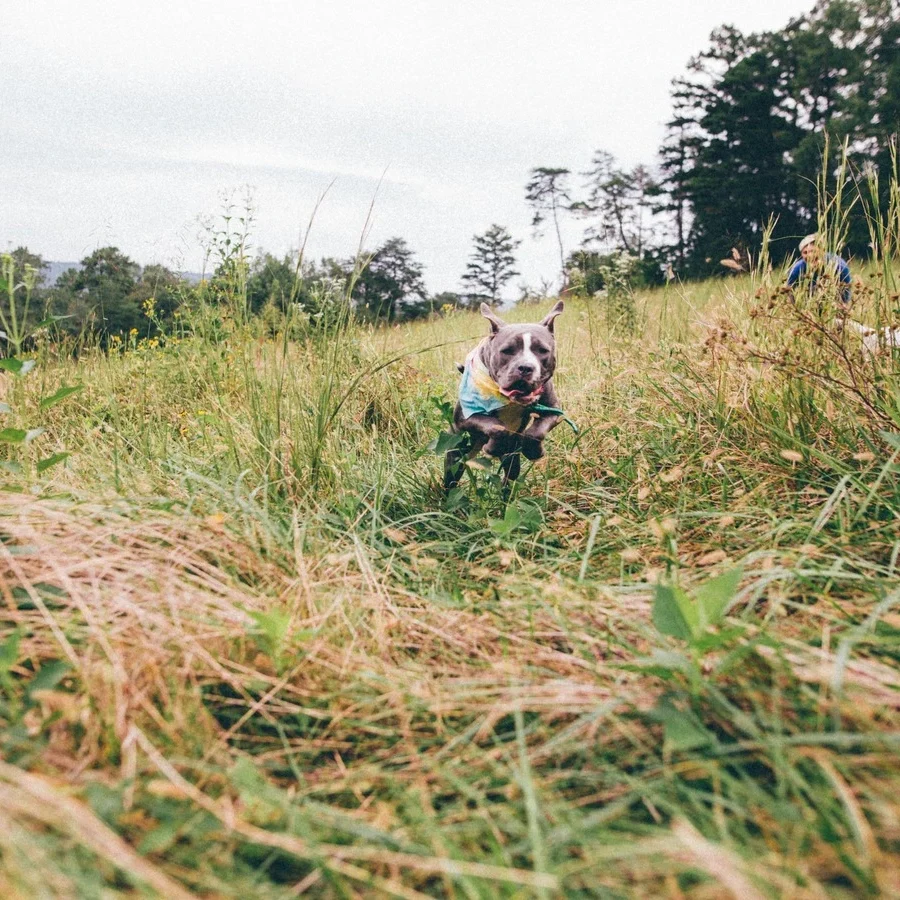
[{"xmin": 786, "ymin": 234, "xmax": 852, "ymax": 307}]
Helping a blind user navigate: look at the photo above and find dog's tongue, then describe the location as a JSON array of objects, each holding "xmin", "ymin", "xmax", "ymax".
[{"xmin": 502, "ymin": 385, "xmax": 543, "ymax": 403}]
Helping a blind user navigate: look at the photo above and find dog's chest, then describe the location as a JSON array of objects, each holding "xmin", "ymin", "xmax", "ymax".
[{"xmin": 497, "ymin": 405, "xmax": 534, "ymax": 433}]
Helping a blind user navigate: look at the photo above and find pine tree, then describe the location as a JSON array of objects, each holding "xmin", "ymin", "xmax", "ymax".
[
  {"xmin": 353, "ymin": 238, "xmax": 427, "ymax": 323},
  {"xmin": 525, "ymin": 167, "xmax": 573, "ymax": 280},
  {"xmin": 461, "ymin": 225, "xmax": 521, "ymax": 307}
]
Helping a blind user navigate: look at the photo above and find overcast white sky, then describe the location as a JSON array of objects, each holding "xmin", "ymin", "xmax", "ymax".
[{"xmin": 3, "ymin": 0, "xmax": 814, "ymax": 295}]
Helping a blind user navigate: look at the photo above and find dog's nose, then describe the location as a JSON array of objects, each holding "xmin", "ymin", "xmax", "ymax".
[{"xmin": 517, "ymin": 363, "xmax": 535, "ymax": 376}]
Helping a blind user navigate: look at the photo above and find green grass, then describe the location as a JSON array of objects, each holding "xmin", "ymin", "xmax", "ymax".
[{"xmin": 1, "ymin": 242, "xmax": 900, "ymax": 898}]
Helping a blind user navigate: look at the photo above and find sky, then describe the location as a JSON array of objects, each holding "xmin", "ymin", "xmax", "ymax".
[{"xmin": 3, "ymin": 0, "xmax": 815, "ymax": 296}]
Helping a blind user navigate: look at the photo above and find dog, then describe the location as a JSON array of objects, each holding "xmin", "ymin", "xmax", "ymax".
[
  {"xmin": 444, "ymin": 300, "xmax": 566, "ymax": 491},
  {"xmin": 837, "ymin": 318, "xmax": 900, "ymax": 356}
]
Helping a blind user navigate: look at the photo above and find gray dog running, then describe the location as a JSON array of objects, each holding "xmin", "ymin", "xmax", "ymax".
[{"xmin": 444, "ymin": 300, "xmax": 566, "ymax": 490}]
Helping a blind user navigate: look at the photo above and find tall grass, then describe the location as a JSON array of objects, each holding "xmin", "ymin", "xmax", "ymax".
[{"xmin": 1, "ymin": 160, "xmax": 900, "ymax": 897}]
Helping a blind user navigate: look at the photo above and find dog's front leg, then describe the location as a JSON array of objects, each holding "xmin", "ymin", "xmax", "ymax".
[
  {"xmin": 444, "ymin": 448, "xmax": 464, "ymax": 491},
  {"xmin": 499, "ymin": 451, "xmax": 521, "ymax": 487},
  {"xmin": 455, "ymin": 414, "xmax": 516, "ymax": 459},
  {"xmin": 454, "ymin": 413, "xmax": 507, "ymax": 439},
  {"xmin": 520, "ymin": 413, "xmax": 561, "ymax": 460}
]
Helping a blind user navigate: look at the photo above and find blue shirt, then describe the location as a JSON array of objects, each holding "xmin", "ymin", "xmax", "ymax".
[{"xmin": 787, "ymin": 253, "xmax": 852, "ymax": 305}]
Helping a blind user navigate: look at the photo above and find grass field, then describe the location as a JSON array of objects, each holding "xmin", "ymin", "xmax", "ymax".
[{"xmin": 1, "ymin": 245, "xmax": 900, "ymax": 898}]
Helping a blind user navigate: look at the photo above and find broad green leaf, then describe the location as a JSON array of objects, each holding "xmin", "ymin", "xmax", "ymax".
[
  {"xmin": 250, "ymin": 608, "xmax": 291, "ymax": 672},
  {"xmin": 445, "ymin": 486, "xmax": 468, "ymax": 512},
  {"xmin": 693, "ymin": 626, "xmax": 747, "ymax": 656},
  {"xmin": 427, "ymin": 430, "xmax": 466, "ymax": 454},
  {"xmin": 490, "ymin": 503, "xmax": 521, "ymax": 537},
  {"xmin": 34, "ymin": 314, "xmax": 71, "ymax": 329},
  {"xmin": 630, "ymin": 649, "xmax": 694, "ymax": 677},
  {"xmin": 652, "ymin": 697, "xmax": 714, "ymax": 751},
  {"xmin": 40, "ymin": 385, "xmax": 83, "ymax": 409},
  {"xmin": 518, "ymin": 500, "xmax": 543, "ymax": 531},
  {"xmin": 229, "ymin": 755, "xmax": 270, "ymax": 794},
  {"xmin": 694, "ymin": 566, "xmax": 743, "ymax": 629},
  {"xmin": 37, "ymin": 452, "xmax": 70, "ymax": 474},
  {"xmin": 228, "ymin": 756, "xmax": 285, "ymax": 822},
  {"xmin": 84, "ymin": 783, "xmax": 124, "ymax": 826},
  {"xmin": 26, "ymin": 659, "xmax": 71, "ymax": 696},
  {"xmin": 653, "ymin": 582, "xmax": 694, "ymax": 641},
  {"xmin": 0, "ymin": 358, "xmax": 23, "ymax": 375},
  {"xmin": 0, "ymin": 428, "xmax": 27, "ymax": 444},
  {"xmin": 137, "ymin": 820, "xmax": 182, "ymax": 855},
  {"xmin": 0, "ymin": 630, "xmax": 22, "ymax": 676}
]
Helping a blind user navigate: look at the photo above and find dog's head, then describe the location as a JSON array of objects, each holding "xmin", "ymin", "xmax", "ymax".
[{"xmin": 479, "ymin": 300, "xmax": 564, "ymax": 402}]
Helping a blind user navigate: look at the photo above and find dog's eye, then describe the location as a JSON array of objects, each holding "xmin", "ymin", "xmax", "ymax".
[
  {"xmin": 534, "ymin": 346, "xmax": 550, "ymax": 355},
  {"xmin": 500, "ymin": 346, "xmax": 516, "ymax": 355}
]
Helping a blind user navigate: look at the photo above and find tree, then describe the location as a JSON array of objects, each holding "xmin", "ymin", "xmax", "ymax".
[
  {"xmin": 49, "ymin": 247, "xmax": 142, "ymax": 338},
  {"xmin": 577, "ymin": 152, "xmax": 660, "ymax": 256},
  {"xmin": 460, "ymin": 225, "xmax": 521, "ymax": 307},
  {"xmin": 525, "ymin": 167, "xmax": 573, "ymax": 279},
  {"xmin": 656, "ymin": 117, "xmax": 695, "ymax": 269},
  {"xmin": 352, "ymin": 238, "xmax": 428, "ymax": 323},
  {"xmin": 246, "ymin": 252, "xmax": 299, "ymax": 314},
  {"xmin": 5, "ymin": 247, "xmax": 49, "ymax": 286},
  {"xmin": 651, "ymin": 1, "xmax": 900, "ymax": 274},
  {"xmin": 661, "ymin": 26, "xmax": 807, "ymax": 273},
  {"xmin": 432, "ymin": 291, "xmax": 465, "ymax": 313},
  {"xmin": 127, "ymin": 264, "xmax": 185, "ymax": 327}
]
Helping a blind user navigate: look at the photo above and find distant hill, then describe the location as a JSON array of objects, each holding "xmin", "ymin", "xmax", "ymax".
[{"xmin": 43, "ymin": 262, "xmax": 203, "ymax": 287}]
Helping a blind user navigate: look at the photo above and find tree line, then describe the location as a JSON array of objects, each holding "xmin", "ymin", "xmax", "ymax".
[
  {"xmin": 1, "ymin": 226, "xmax": 523, "ymax": 346},
  {"xmin": 539, "ymin": 0, "xmax": 899, "ymax": 285}
]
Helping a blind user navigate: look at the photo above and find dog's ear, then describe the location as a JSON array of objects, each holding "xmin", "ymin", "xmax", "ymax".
[
  {"xmin": 541, "ymin": 300, "xmax": 564, "ymax": 332},
  {"xmin": 481, "ymin": 303, "xmax": 506, "ymax": 335}
]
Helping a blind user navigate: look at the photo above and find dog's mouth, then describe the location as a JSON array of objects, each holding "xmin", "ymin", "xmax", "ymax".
[{"xmin": 500, "ymin": 381, "xmax": 544, "ymax": 404}]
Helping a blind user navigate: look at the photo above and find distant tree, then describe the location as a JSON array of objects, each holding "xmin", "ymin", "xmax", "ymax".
[
  {"xmin": 127, "ymin": 264, "xmax": 185, "ymax": 326},
  {"xmin": 246, "ymin": 252, "xmax": 299, "ymax": 314},
  {"xmin": 49, "ymin": 247, "xmax": 142, "ymax": 338},
  {"xmin": 352, "ymin": 238, "xmax": 428, "ymax": 323},
  {"xmin": 656, "ymin": 115, "xmax": 695, "ymax": 270},
  {"xmin": 651, "ymin": 0, "xmax": 900, "ymax": 274},
  {"xmin": 661, "ymin": 25, "xmax": 808, "ymax": 273},
  {"xmin": 5, "ymin": 247, "xmax": 49, "ymax": 286},
  {"xmin": 525, "ymin": 167, "xmax": 573, "ymax": 279},
  {"xmin": 566, "ymin": 248, "xmax": 664, "ymax": 296},
  {"xmin": 577, "ymin": 151, "xmax": 660, "ymax": 256},
  {"xmin": 460, "ymin": 225, "xmax": 521, "ymax": 307}
]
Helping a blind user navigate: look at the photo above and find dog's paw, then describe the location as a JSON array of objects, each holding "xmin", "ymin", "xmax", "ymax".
[
  {"xmin": 484, "ymin": 432, "xmax": 520, "ymax": 458},
  {"xmin": 520, "ymin": 436, "xmax": 545, "ymax": 460}
]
